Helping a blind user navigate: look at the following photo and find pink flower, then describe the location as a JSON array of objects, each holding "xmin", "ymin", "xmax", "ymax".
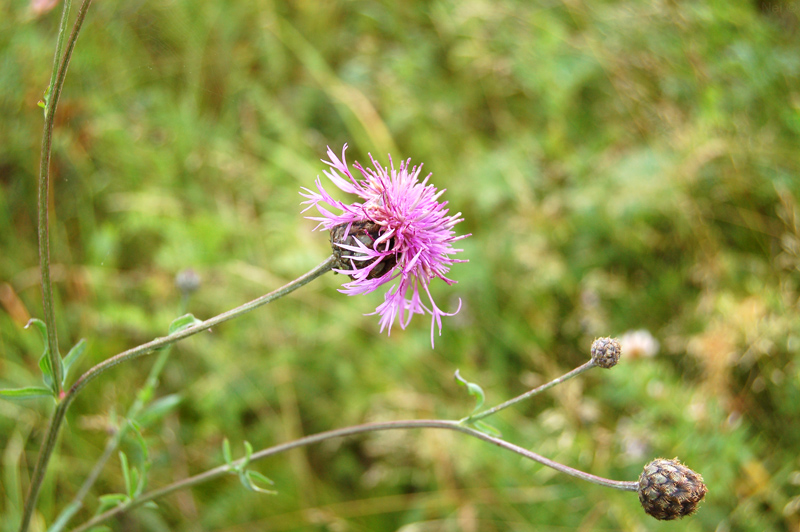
[{"xmin": 301, "ymin": 145, "xmax": 469, "ymax": 346}]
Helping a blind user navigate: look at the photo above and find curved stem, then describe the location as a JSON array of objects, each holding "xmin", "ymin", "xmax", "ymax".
[
  {"xmin": 463, "ymin": 360, "xmax": 596, "ymax": 424},
  {"xmin": 69, "ymin": 255, "xmax": 334, "ymax": 398},
  {"xmin": 37, "ymin": 0, "xmax": 75, "ymax": 402},
  {"xmin": 18, "ymin": 256, "xmax": 334, "ymax": 532},
  {"xmin": 69, "ymin": 419, "xmax": 639, "ymax": 532},
  {"xmin": 51, "ymin": 347, "xmax": 174, "ymax": 531},
  {"xmin": 37, "ymin": 0, "xmax": 94, "ymax": 399}
]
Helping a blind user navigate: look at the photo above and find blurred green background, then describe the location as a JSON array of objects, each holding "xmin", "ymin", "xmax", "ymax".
[{"xmin": 2, "ymin": 0, "xmax": 800, "ymax": 530}]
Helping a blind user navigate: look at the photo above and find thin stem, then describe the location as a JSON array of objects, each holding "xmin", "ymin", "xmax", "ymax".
[
  {"xmin": 69, "ymin": 255, "xmax": 334, "ymax": 398},
  {"xmin": 37, "ymin": 0, "xmax": 94, "ymax": 398},
  {"xmin": 18, "ymin": 256, "xmax": 334, "ymax": 532},
  {"xmin": 23, "ymin": 0, "xmax": 93, "ymax": 529},
  {"xmin": 463, "ymin": 360, "xmax": 596, "ymax": 424},
  {"xmin": 38, "ymin": 0, "xmax": 74, "ymax": 402},
  {"xmin": 52, "ymin": 346, "xmax": 174, "ymax": 530},
  {"xmin": 69, "ymin": 419, "xmax": 639, "ymax": 532}
]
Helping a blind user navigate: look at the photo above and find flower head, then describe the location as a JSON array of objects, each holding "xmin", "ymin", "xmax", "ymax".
[
  {"xmin": 301, "ymin": 144, "xmax": 469, "ymax": 346},
  {"xmin": 591, "ymin": 336, "xmax": 622, "ymax": 369},
  {"xmin": 638, "ymin": 458, "xmax": 707, "ymax": 520}
]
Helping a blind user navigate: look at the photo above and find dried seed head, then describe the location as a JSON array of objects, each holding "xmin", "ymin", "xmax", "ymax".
[
  {"xmin": 591, "ymin": 337, "xmax": 621, "ymax": 368},
  {"xmin": 330, "ymin": 221, "xmax": 397, "ymax": 280},
  {"xmin": 638, "ymin": 458, "xmax": 707, "ymax": 520}
]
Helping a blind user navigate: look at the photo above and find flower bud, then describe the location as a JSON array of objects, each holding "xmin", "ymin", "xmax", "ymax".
[
  {"xmin": 330, "ymin": 221, "xmax": 397, "ymax": 280},
  {"xmin": 591, "ymin": 337, "xmax": 621, "ymax": 368},
  {"xmin": 175, "ymin": 269, "xmax": 201, "ymax": 295},
  {"xmin": 638, "ymin": 458, "xmax": 707, "ymax": 520}
]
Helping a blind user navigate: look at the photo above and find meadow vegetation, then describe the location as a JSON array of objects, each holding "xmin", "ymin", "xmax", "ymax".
[{"xmin": 1, "ymin": 1, "xmax": 799, "ymax": 530}]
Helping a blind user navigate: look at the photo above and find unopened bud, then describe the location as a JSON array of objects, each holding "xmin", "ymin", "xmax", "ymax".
[
  {"xmin": 175, "ymin": 269, "xmax": 201, "ymax": 295},
  {"xmin": 591, "ymin": 337, "xmax": 621, "ymax": 368},
  {"xmin": 638, "ymin": 458, "xmax": 707, "ymax": 520}
]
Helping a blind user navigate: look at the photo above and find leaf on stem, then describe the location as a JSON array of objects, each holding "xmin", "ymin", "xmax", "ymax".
[
  {"xmin": 239, "ymin": 469, "xmax": 277, "ymax": 495},
  {"xmin": 0, "ymin": 387, "xmax": 53, "ymax": 400},
  {"xmin": 119, "ymin": 451, "xmax": 133, "ymax": 498},
  {"xmin": 454, "ymin": 369, "xmax": 486, "ymax": 413},
  {"xmin": 168, "ymin": 314, "xmax": 203, "ymax": 335},
  {"xmin": 135, "ymin": 394, "xmax": 182, "ymax": 427},
  {"xmin": 222, "ymin": 438, "xmax": 233, "ymax": 468},
  {"xmin": 62, "ymin": 338, "xmax": 87, "ymax": 384},
  {"xmin": 26, "ymin": 318, "xmax": 62, "ymax": 396},
  {"xmin": 95, "ymin": 494, "xmax": 128, "ymax": 515},
  {"xmin": 47, "ymin": 501, "xmax": 82, "ymax": 532}
]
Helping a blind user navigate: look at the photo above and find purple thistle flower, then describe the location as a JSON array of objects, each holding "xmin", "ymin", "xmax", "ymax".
[{"xmin": 301, "ymin": 144, "xmax": 469, "ymax": 347}]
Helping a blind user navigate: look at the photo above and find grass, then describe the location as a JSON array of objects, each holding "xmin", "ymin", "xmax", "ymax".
[{"xmin": 1, "ymin": 1, "xmax": 800, "ymax": 530}]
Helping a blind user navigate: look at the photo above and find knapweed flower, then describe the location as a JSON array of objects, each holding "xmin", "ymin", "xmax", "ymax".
[
  {"xmin": 301, "ymin": 144, "xmax": 469, "ymax": 346},
  {"xmin": 638, "ymin": 458, "xmax": 707, "ymax": 520}
]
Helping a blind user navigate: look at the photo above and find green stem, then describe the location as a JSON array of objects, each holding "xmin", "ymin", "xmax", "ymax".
[
  {"xmin": 69, "ymin": 419, "xmax": 639, "ymax": 532},
  {"xmin": 462, "ymin": 360, "xmax": 596, "ymax": 424},
  {"xmin": 38, "ymin": 0, "xmax": 73, "ymax": 403},
  {"xmin": 18, "ymin": 256, "xmax": 334, "ymax": 532},
  {"xmin": 51, "ymin": 347, "xmax": 174, "ymax": 531},
  {"xmin": 38, "ymin": 0, "xmax": 94, "ymax": 400}
]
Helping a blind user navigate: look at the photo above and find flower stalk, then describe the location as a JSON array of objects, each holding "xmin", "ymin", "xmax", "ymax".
[
  {"xmin": 18, "ymin": 257, "xmax": 334, "ymax": 532},
  {"xmin": 69, "ymin": 418, "xmax": 638, "ymax": 532},
  {"xmin": 462, "ymin": 360, "xmax": 597, "ymax": 424}
]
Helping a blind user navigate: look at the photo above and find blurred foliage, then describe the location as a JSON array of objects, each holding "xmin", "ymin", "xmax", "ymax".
[{"xmin": 2, "ymin": 0, "xmax": 800, "ymax": 530}]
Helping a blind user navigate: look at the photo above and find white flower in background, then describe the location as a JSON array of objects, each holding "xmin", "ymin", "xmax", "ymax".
[{"xmin": 619, "ymin": 329, "xmax": 660, "ymax": 359}]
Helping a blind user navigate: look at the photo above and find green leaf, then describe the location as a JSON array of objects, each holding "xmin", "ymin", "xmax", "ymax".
[
  {"xmin": 454, "ymin": 370, "xmax": 486, "ymax": 413},
  {"xmin": 38, "ymin": 354, "xmax": 54, "ymax": 393},
  {"xmin": 63, "ymin": 338, "xmax": 87, "ymax": 383},
  {"xmin": 241, "ymin": 440, "xmax": 254, "ymax": 470},
  {"xmin": 168, "ymin": 314, "xmax": 202, "ymax": 335},
  {"xmin": 0, "ymin": 387, "xmax": 53, "ymax": 400},
  {"xmin": 95, "ymin": 494, "xmax": 128, "ymax": 515},
  {"xmin": 127, "ymin": 420, "xmax": 150, "ymax": 463},
  {"xmin": 135, "ymin": 394, "xmax": 182, "ymax": 427},
  {"xmin": 222, "ymin": 438, "xmax": 233, "ymax": 467},
  {"xmin": 47, "ymin": 501, "xmax": 82, "ymax": 532},
  {"xmin": 240, "ymin": 469, "xmax": 277, "ymax": 495},
  {"xmin": 119, "ymin": 452, "xmax": 132, "ymax": 498},
  {"xmin": 40, "ymin": 85, "xmax": 51, "ymax": 117},
  {"xmin": 128, "ymin": 468, "xmax": 140, "ymax": 499},
  {"xmin": 26, "ymin": 318, "xmax": 56, "ymax": 394},
  {"xmin": 474, "ymin": 420, "xmax": 503, "ymax": 438},
  {"xmin": 126, "ymin": 420, "xmax": 150, "ymax": 496}
]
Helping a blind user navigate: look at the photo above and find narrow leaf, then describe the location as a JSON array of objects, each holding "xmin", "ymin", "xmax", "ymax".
[
  {"xmin": 47, "ymin": 501, "xmax": 82, "ymax": 532},
  {"xmin": 454, "ymin": 370, "xmax": 486, "ymax": 412},
  {"xmin": 63, "ymin": 338, "xmax": 88, "ymax": 381},
  {"xmin": 242, "ymin": 470, "xmax": 277, "ymax": 495},
  {"xmin": 128, "ymin": 468, "xmax": 140, "ymax": 499},
  {"xmin": 95, "ymin": 494, "xmax": 128, "ymax": 515},
  {"xmin": 127, "ymin": 420, "xmax": 150, "ymax": 463},
  {"xmin": 168, "ymin": 314, "xmax": 202, "ymax": 335},
  {"xmin": 135, "ymin": 394, "xmax": 182, "ymax": 427},
  {"xmin": 119, "ymin": 452, "xmax": 132, "ymax": 498},
  {"xmin": 222, "ymin": 438, "xmax": 233, "ymax": 467},
  {"xmin": 27, "ymin": 318, "xmax": 56, "ymax": 394},
  {"xmin": 0, "ymin": 387, "xmax": 53, "ymax": 400},
  {"xmin": 474, "ymin": 420, "xmax": 503, "ymax": 438}
]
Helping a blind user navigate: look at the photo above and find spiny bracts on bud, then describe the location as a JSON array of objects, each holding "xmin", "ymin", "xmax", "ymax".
[
  {"xmin": 590, "ymin": 337, "xmax": 621, "ymax": 368},
  {"xmin": 330, "ymin": 221, "xmax": 398, "ymax": 280},
  {"xmin": 638, "ymin": 458, "xmax": 707, "ymax": 520}
]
